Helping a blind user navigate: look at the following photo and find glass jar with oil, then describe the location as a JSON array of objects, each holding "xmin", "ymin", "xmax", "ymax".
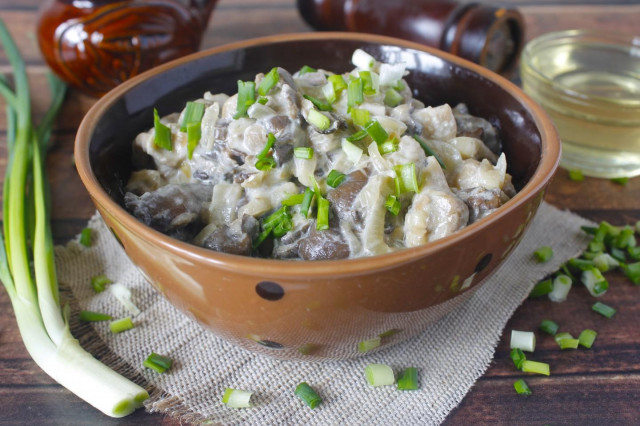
[{"xmin": 521, "ymin": 30, "xmax": 640, "ymax": 178}]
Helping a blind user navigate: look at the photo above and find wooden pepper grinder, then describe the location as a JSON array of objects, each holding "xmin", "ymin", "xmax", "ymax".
[
  {"xmin": 37, "ymin": 0, "xmax": 219, "ymax": 97},
  {"xmin": 297, "ymin": 0, "xmax": 525, "ymax": 76}
]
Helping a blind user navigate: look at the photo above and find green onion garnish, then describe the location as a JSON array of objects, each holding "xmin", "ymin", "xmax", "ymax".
[
  {"xmin": 568, "ymin": 169, "xmax": 584, "ymax": 181},
  {"xmin": 396, "ymin": 367, "xmax": 419, "ymax": 390},
  {"xmin": 358, "ymin": 337, "xmax": 381, "ymax": 353},
  {"xmin": 359, "ymin": 70, "xmax": 376, "ymax": 95},
  {"xmin": 534, "ymin": 246, "xmax": 553, "ymax": 263},
  {"xmin": 413, "ymin": 135, "xmax": 446, "ymax": 169},
  {"xmin": 307, "ymin": 109, "xmax": 331, "ymax": 131},
  {"xmin": 78, "ymin": 310, "xmax": 112, "ymax": 322},
  {"xmin": 394, "ymin": 163, "xmax": 419, "ymax": 194},
  {"xmin": 592, "ymin": 301, "xmax": 616, "ymax": 318},
  {"xmin": 109, "ymin": 317, "xmax": 134, "ymax": 334},
  {"xmin": 378, "ymin": 328, "xmax": 399, "ymax": 338},
  {"xmin": 611, "ymin": 176, "xmax": 629, "ymax": 185},
  {"xmin": 346, "ymin": 129, "xmax": 368, "ymax": 142},
  {"xmin": 257, "ymin": 133, "xmax": 276, "ymax": 159},
  {"xmin": 179, "ymin": 101, "xmax": 205, "ymax": 132},
  {"xmin": 610, "ymin": 247, "xmax": 627, "ymax": 262},
  {"xmin": 297, "ymin": 343, "xmax": 318, "ymax": 355},
  {"xmin": 627, "ymin": 246, "xmax": 640, "ymax": 261},
  {"xmin": 581, "ymin": 267, "xmax": 608, "ymax": 297},
  {"xmin": 257, "ymin": 96, "xmax": 268, "ymax": 105},
  {"xmin": 385, "ymin": 194, "xmax": 401, "ymax": 216},
  {"xmin": 222, "ymin": 388, "xmax": 252, "ymax": 408},
  {"xmin": 233, "ymin": 80, "xmax": 256, "ymax": 119},
  {"xmin": 347, "ymin": 78, "xmax": 364, "ymax": 108},
  {"xmin": 614, "ymin": 225, "xmax": 636, "ymax": 249},
  {"xmin": 143, "ymin": 352, "xmax": 173, "ymax": 373},
  {"xmin": 529, "ymin": 278, "xmax": 553, "ymax": 298},
  {"xmin": 186, "ymin": 121, "xmax": 201, "ymax": 160},
  {"xmin": 521, "ymin": 360, "xmax": 550, "ymax": 376},
  {"xmin": 79, "ymin": 228, "xmax": 92, "ymax": 247},
  {"xmin": 298, "ymin": 65, "xmax": 316, "ymax": 75},
  {"xmin": 328, "ymin": 74, "xmax": 347, "ymax": 93},
  {"xmin": 316, "ymin": 197, "xmax": 330, "ymax": 231},
  {"xmin": 350, "ymin": 108, "xmax": 371, "ymax": 127},
  {"xmin": 568, "ymin": 258, "xmax": 594, "ymax": 271},
  {"xmin": 341, "ymin": 139, "xmax": 364, "ymax": 163},
  {"xmin": 91, "ymin": 274, "xmax": 112, "ymax": 293},
  {"xmin": 379, "ymin": 138, "xmax": 398, "ymax": 155},
  {"xmin": 578, "ymin": 329, "xmax": 597, "ymax": 348},
  {"xmin": 510, "ymin": 330, "xmax": 536, "ymax": 352},
  {"xmin": 593, "ymin": 253, "xmax": 619, "ymax": 272},
  {"xmin": 513, "ymin": 379, "xmax": 532, "ymax": 395},
  {"xmin": 282, "ymin": 193, "xmax": 305, "ymax": 206},
  {"xmin": 322, "ymin": 81, "xmax": 337, "ymax": 104},
  {"xmin": 326, "ymin": 170, "xmax": 346, "ymax": 188},
  {"xmin": 621, "ymin": 261, "xmax": 640, "ymax": 284},
  {"xmin": 539, "ymin": 319, "xmax": 559, "ymax": 336},
  {"xmin": 365, "ymin": 120, "xmax": 389, "ymax": 144},
  {"xmin": 384, "ymin": 88, "xmax": 403, "ymax": 107},
  {"xmin": 510, "ymin": 348, "xmax": 526, "ymax": 370},
  {"xmin": 364, "ymin": 364, "xmax": 395, "ymax": 387},
  {"xmin": 554, "ymin": 332, "xmax": 579, "ymax": 350},
  {"xmin": 295, "ymin": 382, "xmax": 322, "ymax": 408},
  {"xmin": 255, "ymin": 157, "xmax": 276, "ymax": 171},
  {"xmin": 153, "ymin": 108, "xmax": 172, "ymax": 150},
  {"xmin": 294, "ymin": 147, "xmax": 314, "ymax": 160},
  {"xmin": 300, "ymin": 187, "xmax": 314, "ymax": 218},
  {"xmin": 258, "ymin": 67, "xmax": 279, "ymax": 96},
  {"xmin": 303, "ymin": 94, "xmax": 332, "ymax": 111}
]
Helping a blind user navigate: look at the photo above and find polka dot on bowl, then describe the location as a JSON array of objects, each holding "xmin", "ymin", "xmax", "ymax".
[
  {"xmin": 475, "ymin": 253, "xmax": 492, "ymax": 272},
  {"xmin": 255, "ymin": 281, "xmax": 284, "ymax": 301}
]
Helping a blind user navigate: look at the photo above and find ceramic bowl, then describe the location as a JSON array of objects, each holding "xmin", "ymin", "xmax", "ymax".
[{"xmin": 75, "ymin": 32, "xmax": 560, "ymax": 360}]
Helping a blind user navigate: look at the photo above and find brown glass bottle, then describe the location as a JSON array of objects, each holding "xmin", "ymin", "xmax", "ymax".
[
  {"xmin": 37, "ymin": 0, "xmax": 218, "ymax": 97},
  {"xmin": 297, "ymin": 0, "xmax": 525, "ymax": 75}
]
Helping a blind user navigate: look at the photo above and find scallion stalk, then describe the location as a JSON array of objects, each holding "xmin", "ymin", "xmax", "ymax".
[
  {"xmin": 346, "ymin": 129, "xmax": 368, "ymax": 143},
  {"xmin": 316, "ymin": 197, "xmax": 330, "ymax": 231},
  {"xmin": 359, "ymin": 70, "xmax": 376, "ymax": 95},
  {"xmin": 384, "ymin": 88, "xmax": 403, "ymax": 107},
  {"xmin": 91, "ymin": 274, "xmax": 112, "ymax": 293},
  {"xmin": 294, "ymin": 147, "xmax": 314, "ymax": 159},
  {"xmin": 510, "ymin": 348, "xmax": 526, "ymax": 370},
  {"xmin": 581, "ymin": 267, "xmax": 608, "ymax": 297},
  {"xmin": 621, "ymin": 261, "xmax": 640, "ymax": 284},
  {"xmin": 394, "ymin": 163, "xmax": 419, "ymax": 194},
  {"xmin": 578, "ymin": 329, "xmax": 597, "ymax": 348},
  {"xmin": 358, "ymin": 337, "xmax": 381, "ymax": 353},
  {"xmin": 352, "ymin": 49, "xmax": 376, "ymax": 70},
  {"xmin": 385, "ymin": 195, "xmax": 401, "ymax": 216},
  {"xmin": 539, "ymin": 319, "xmax": 559, "ymax": 336},
  {"xmin": 298, "ymin": 65, "xmax": 316, "ymax": 75},
  {"xmin": 534, "ymin": 246, "xmax": 553, "ymax": 263},
  {"xmin": 412, "ymin": 135, "xmax": 446, "ymax": 169},
  {"xmin": 222, "ymin": 388, "xmax": 252, "ymax": 408},
  {"xmin": 233, "ymin": 80, "xmax": 256, "ymax": 119},
  {"xmin": 554, "ymin": 332, "xmax": 579, "ymax": 350},
  {"xmin": 109, "ymin": 317, "xmax": 134, "ymax": 334},
  {"xmin": 307, "ymin": 109, "xmax": 331, "ymax": 131},
  {"xmin": 300, "ymin": 187, "xmax": 314, "ymax": 218},
  {"xmin": 303, "ymin": 94, "xmax": 332, "ymax": 111},
  {"xmin": 326, "ymin": 170, "xmax": 346, "ymax": 188},
  {"xmin": 521, "ymin": 360, "xmax": 550, "ymax": 376},
  {"xmin": 350, "ymin": 108, "xmax": 371, "ymax": 127},
  {"xmin": 78, "ymin": 311, "xmax": 113, "ymax": 322},
  {"xmin": 179, "ymin": 101, "xmax": 205, "ymax": 132},
  {"xmin": 510, "ymin": 330, "xmax": 536, "ymax": 352},
  {"xmin": 282, "ymin": 193, "xmax": 305, "ymax": 206},
  {"xmin": 258, "ymin": 67, "xmax": 279, "ymax": 96},
  {"xmin": 186, "ymin": 121, "xmax": 201, "ymax": 159},
  {"xmin": 364, "ymin": 364, "xmax": 395, "ymax": 387},
  {"xmin": 79, "ymin": 228, "xmax": 92, "ymax": 247},
  {"xmin": 342, "ymin": 139, "xmax": 363, "ymax": 163},
  {"xmin": 328, "ymin": 74, "xmax": 347, "ymax": 93},
  {"xmin": 513, "ymin": 379, "xmax": 532, "ymax": 395},
  {"xmin": 143, "ymin": 353, "xmax": 173, "ymax": 373},
  {"xmin": 295, "ymin": 382, "xmax": 322, "ymax": 408},
  {"xmin": 347, "ymin": 78, "xmax": 364, "ymax": 108},
  {"xmin": 592, "ymin": 301, "xmax": 616, "ymax": 318},
  {"xmin": 529, "ymin": 279, "xmax": 553, "ymax": 298},
  {"xmin": 365, "ymin": 120, "xmax": 389, "ymax": 144},
  {"xmin": 153, "ymin": 109, "xmax": 172, "ymax": 150},
  {"xmin": 396, "ymin": 367, "xmax": 419, "ymax": 390}
]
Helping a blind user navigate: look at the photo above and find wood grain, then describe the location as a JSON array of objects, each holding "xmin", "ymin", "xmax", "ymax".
[{"xmin": 0, "ymin": 0, "xmax": 639, "ymax": 425}]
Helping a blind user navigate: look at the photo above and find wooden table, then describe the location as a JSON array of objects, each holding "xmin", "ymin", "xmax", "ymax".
[{"xmin": 1, "ymin": 0, "xmax": 639, "ymax": 424}]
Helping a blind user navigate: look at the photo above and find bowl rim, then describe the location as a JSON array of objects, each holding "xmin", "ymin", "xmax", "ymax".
[{"xmin": 75, "ymin": 31, "xmax": 560, "ymax": 278}]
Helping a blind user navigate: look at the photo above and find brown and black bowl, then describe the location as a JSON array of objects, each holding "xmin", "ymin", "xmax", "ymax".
[{"xmin": 75, "ymin": 32, "xmax": 560, "ymax": 360}]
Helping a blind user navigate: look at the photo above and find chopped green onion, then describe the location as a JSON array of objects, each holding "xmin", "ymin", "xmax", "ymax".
[
  {"xmin": 257, "ymin": 96, "xmax": 268, "ymax": 105},
  {"xmin": 610, "ymin": 247, "xmax": 627, "ymax": 262},
  {"xmin": 578, "ymin": 329, "xmax": 597, "ymax": 348},
  {"xmin": 534, "ymin": 246, "xmax": 553, "ymax": 263},
  {"xmin": 258, "ymin": 67, "xmax": 279, "ymax": 96},
  {"xmin": 611, "ymin": 176, "xmax": 629, "ymax": 185},
  {"xmin": 326, "ymin": 170, "xmax": 346, "ymax": 188},
  {"xmin": 109, "ymin": 317, "xmax": 134, "ymax": 334},
  {"xmin": 347, "ymin": 78, "xmax": 364, "ymax": 108},
  {"xmin": 529, "ymin": 279, "xmax": 553, "ymax": 298},
  {"xmin": 581, "ymin": 267, "xmax": 608, "ymax": 297},
  {"xmin": 300, "ymin": 187, "xmax": 314, "ymax": 218},
  {"xmin": 379, "ymin": 138, "xmax": 398, "ymax": 155},
  {"xmin": 554, "ymin": 332, "xmax": 579, "ymax": 349},
  {"xmin": 384, "ymin": 88, "xmax": 403, "ymax": 107},
  {"xmin": 294, "ymin": 147, "xmax": 314, "ymax": 159},
  {"xmin": 307, "ymin": 109, "xmax": 331, "ymax": 131},
  {"xmin": 622, "ymin": 261, "xmax": 640, "ymax": 284},
  {"xmin": 592, "ymin": 301, "xmax": 616, "ymax": 318},
  {"xmin": 521, "ymin": 360, "xmax": 550, "ymax": 376},
  {"xmin": 186, "ymin": 121, "xmax": 201, "ymax": 160},
  {"xmin": 79, "ymin": 228, "xmax": 92, "ymax": 247},
  {"xmin": 539, "ymin": 319, "xmax": 559, "ymax": 336},
  {"xmin": 179, "ymin": 101, "xmax": 205, "ymax": 132},
  {"xmin": 153, "ymin": 109, "xmax": 172, "ymax": 150},
  {"xmin": 568, "ymin": 169, "xmax": 584, "ymax": 181},
  {"xmin": 413, "ymin": 135, "xmax": 446, "ymax": 169},
  {"xmin": 342, "ymin": 139, "xmax": 364, "ymax": 163},
  {"xmin": 365, "ymin": 120, "xmax": 389, "ymax": 144},
  {"xmin": 510, "ymin": 348, "xmax": 526, "ymax": 370},
  {"xmin": 581, "ymin": 225, "xmax": 597, "ymax": 235},
  {"xmin": 316, "ymin": 197, "xmax": 330, "ymax": 231},
  {"xmin": 364, "ymin": 364, "xmax": 395, "ymax": 387},
  {"xmin": 298, "ymin": 65, "xmax": 316, "ymax": 75},
  {"xmin": 548, "ymin": 274, "xmax": 572, "ymax": 302},
  {"xmin": 510, "ymin": 330, "xmax": 536, "ymax": 352},
  {"xmin": 378, "ymin": 328, "xmax": 399, "ymax": 338},
  {"xmin": 359, "ymin": 70, "xmax": 376, "ymax": 95},
  {"xmin": 358, "ymin": 337, "xmax": 381, "ymax": 353},
  {"xmin": 91, "ymin": 274, "xmax": 112, "ymax": 293},
  {"xmin": 328, "ymin": 74, "xmax": 347, "ymax": 93},
  {"xmin": 350, "ymin": 108, "xmax": 371, "ymax": 127},
  {"xmin": 297, "ymin": 343, "xmax": 318, "ymax": 355},
  {"xmin": 352, "ymin": 49, "xmax": 376, "ymax": 70},
  {"xmin": 222, "ymin": 388, "xmax": 252, "ymax": 408},
  {"xmin": 614, "ymin": 226, "xmax": 636, "ymax": 249},
  {"xmin": 385, "ymin": 195, "xmax": 401, "ymax": 216},
  {"xmin": 346, "ymin": 129, "xmax": 368, "ymax": 142},
  {"xmin": 513, "ymin": 379, "xmax": 532, "ymax": 395},
  {"xmin": 255, "ymin": 157, "xmax": 276, "ymax": 171},
  {"xmin": 593, "ymin": 253, "xmax": 620, "ymax": 272},
  {"xmin": 322, "ymin": 81, "xmax": 337, "ymax": 104},
  {"xmin": 627, "ymin": 246, "xmax": 640, "ymax": 260},
  {"xmin": 396, "ymin": 367, "xmax": 419, "ymax": 390},
  {"xmin": 394, "ymin": 163, "xmax": 419, "ymax": 194},
  {"xmin": 257, "ymin": 133, "xmax": 275, "ymax": 159},
  {"xmin": 303, "ymin": 94, "xmax": 332, "ymax": 111},
  {"xmin": 78, "ymin": 311, "xmax": 112, "ymax": 322},
  {"xmin": 262, "ymin": 206, "xmax": 293, "ymax": 238},
  {"xmin": 233, "ymin": 80, "xmax": 256, "ymax": 119},
  {"xmin": 588, "ymin": 240, "xmax": 605, "ymax": 254},
  {"xmin": 295, "ymin": 382, "xmax": 322, "ymax": 409},
  {"xmin": 568, "ymin": 258, "xmax": 594, "ymax": 271},
  {"xmin": 282, "ymin": 193, "xmax": 305, "ymax": 206},
  {"xmin": 143, "ymin": 352, "xmax": 173, "ymax": 373}
]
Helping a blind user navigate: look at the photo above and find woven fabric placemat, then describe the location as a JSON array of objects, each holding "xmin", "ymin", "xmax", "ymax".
[{"xmin": 55, "ymin": 202, "xmax": 592, "ymax": 425}]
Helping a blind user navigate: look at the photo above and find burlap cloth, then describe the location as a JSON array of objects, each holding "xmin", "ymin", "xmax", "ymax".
[{"xmin": 55, "ymin": 202, "xmax": 591, "ymax": 425}]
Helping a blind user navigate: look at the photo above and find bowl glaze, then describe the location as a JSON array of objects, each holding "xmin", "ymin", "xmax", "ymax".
[{"xmin": 75, "ymin": 32, "xmax": 560, "ymax": 360}]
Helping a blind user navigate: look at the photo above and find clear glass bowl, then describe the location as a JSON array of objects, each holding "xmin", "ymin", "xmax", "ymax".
[{"xmin": 521, "ymin": 29, "xmax": 640, "ymax": 178}]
